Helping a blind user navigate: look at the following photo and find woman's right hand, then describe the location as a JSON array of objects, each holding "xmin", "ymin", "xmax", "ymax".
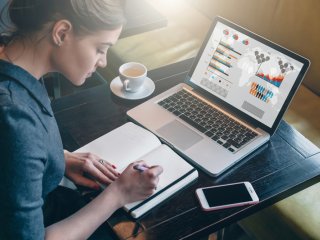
[{"xmin": 110, "ymin": 160, "xmax": 163, "ymax": 206}]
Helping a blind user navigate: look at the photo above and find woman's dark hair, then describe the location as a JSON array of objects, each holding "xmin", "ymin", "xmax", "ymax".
[{"xmin": 0, "ymin": 0, "xmax": 126, "ymax": 44}]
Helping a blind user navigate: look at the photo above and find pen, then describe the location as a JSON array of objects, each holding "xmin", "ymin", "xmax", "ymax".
[{"xmin": 133, "ymin": 164, "xmax": 150, "ymax": 172}]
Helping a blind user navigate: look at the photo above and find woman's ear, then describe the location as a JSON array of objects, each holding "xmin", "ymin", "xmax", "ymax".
[{"xmin": 51, "ymin": 20, "xmax": 73, "ymax": 47}]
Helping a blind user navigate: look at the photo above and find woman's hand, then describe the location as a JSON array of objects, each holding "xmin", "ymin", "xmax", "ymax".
[
  {"xmin": 110, "ymin": 160, "xmax": 163, "ymax": 206},
  {"xmin": 64, "ymin": 150, "xmax": 120, "ymax": 190}
]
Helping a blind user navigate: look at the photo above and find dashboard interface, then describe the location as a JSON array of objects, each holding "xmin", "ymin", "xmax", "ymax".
[{"xmin": 191, "ymin": 21, "xmax": 304, "ymax": 128}]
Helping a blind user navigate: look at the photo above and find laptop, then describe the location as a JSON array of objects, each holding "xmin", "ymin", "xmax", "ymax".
[{"xmin": 127, "ymin": 17, "xmax": 310, "ymax": 177}]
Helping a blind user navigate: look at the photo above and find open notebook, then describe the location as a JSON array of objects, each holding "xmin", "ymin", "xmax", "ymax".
[{"xmin": 75, "ymin": 122, "xmax": 198, "ymax": 218}]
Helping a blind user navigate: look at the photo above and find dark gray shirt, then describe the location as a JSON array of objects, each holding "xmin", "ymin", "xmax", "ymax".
[{"xmin": 0, "ymin": 60, "xmax": 65, "ymax": 239}]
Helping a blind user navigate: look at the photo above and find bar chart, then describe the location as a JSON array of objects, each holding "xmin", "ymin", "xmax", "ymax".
[
  {"xmin": 207, "ymin": 40, "xmax": 242, "ymax": 77},
  {"xmin": 249, "ymin": 82, "xmax": 274, "ymax": 103}
]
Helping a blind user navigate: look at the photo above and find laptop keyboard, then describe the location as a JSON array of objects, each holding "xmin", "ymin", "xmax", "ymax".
[{"xmin": 157, "ymin": 89, "xmax": 258, "ymax": 152}]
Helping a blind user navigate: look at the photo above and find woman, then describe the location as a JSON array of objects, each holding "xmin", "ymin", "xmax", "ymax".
[{"xmin": 0, "ymin": 0, "xmax": 163, "ymax": 239}]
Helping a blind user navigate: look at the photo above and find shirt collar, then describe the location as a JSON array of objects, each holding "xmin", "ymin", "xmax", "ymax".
[{"xmin": 0, "ymin": 60, "xmax": 53, "ymax": 116}]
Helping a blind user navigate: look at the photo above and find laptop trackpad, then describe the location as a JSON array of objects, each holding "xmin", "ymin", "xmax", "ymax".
[{"xmin": 156, "ymin": 120, "xmax": 203, "ymax": 150}]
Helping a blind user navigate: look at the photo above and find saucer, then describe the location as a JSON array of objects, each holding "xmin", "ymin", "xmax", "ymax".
[{"xmin": 110, "ymin": 76, "xmax": 155, "ymax": 100}]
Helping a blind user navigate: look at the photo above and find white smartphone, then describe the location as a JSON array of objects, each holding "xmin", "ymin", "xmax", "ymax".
[{"xmin": 196, "ymin": 182, "xmax": 259, "ymax": 211}]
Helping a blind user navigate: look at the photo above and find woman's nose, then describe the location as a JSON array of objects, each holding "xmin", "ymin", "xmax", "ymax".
[{"xmin": 97, "ymin": 56, "xmax": 107, "ymax": 68}]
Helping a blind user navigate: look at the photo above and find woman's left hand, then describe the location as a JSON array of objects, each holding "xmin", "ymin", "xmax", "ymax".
[{"xmin": 64, "ymin": 150, "xmax": 120, "ymax": 190}]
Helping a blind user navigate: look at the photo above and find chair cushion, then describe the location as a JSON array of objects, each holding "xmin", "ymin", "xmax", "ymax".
[
  {"xmin": 240, "ymin": 182, "xmax": 320, "ymax": 240},
  {"xmin": 101, "ymin": 0, "xmax": 211, "ymax": 79}
]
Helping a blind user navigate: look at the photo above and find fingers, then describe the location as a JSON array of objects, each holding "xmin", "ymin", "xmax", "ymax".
[
  {"xmin": 79, "ymin": 153, "xmax": 120, "ymax": 185},
  {"xmin": 112, "ymin": 161, "xmax": 164, "ymax": 205},
  {"xmin": 131, "ymin": 161, "xmax": 163, "ymax": 191},
  {"xmin": 147, "ymin": 165, "xmax": 163, "ymax": 176},
  {"xmin": 73, "ymin": 174, "xmax": 101, "ymax": 190},
  {"xmin": 146, "ymin": 165, "xmax": 163, "ymax": 191},
  {"xmin": 83, "ymin": 159, "xmax": 118, "ymax": 185},
  {"xmin": 83, "ymin": 152, "xmax": 119, "ymax": 177},
  {"xmin": 65, "ymin": 151, "xmax": 122, "ymax": 190},
  {"xmin": 95, "ymin": 159, "xmax": 119, "ymax": 180}
]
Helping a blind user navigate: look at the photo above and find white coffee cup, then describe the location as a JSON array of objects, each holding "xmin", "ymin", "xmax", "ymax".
[{"xmin": 119, "ymin": 62, "xmax": 147, "ymax": 93}]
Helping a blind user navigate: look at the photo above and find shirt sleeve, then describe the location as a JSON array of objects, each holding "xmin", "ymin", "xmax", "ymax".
[{"xmin": 0, "ymin": 103, "xmax": 47, "ymax": 240}]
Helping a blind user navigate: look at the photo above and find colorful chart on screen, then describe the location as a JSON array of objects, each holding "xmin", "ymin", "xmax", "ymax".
[{"xmin": 191, "ymin": 21, "xmax": 303, "ymax": 127}]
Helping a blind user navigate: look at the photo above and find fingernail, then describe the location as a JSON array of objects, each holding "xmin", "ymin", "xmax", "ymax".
[
  {"xmin": 112, "ymin": 165, "xmax": 117, "ymax": 169},
  {"xmin": 118, "ymin": 172, "xmax": 121, "ymax": 176}
]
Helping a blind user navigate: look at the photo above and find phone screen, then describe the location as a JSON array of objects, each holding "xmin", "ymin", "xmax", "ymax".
[{"xmin": 203, "ymin": 183, "xmax": 253, "ymax": 207}]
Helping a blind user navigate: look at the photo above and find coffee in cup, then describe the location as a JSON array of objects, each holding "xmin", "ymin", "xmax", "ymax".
[{"xmin": 119, "ymin": 62, "xmax": 147, "ymax": 93}]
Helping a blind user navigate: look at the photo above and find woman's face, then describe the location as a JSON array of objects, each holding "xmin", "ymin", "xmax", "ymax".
[{"xmin": 52, "ymin": 26, "xmax": 122, "ymax": 86}]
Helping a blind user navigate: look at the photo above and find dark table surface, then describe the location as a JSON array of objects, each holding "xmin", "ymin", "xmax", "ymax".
[{"xmin": 52, "ymin": 58, "xmax": 320, "ymax": 240}]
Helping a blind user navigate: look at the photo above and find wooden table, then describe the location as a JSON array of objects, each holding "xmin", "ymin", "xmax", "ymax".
[{"xmin": 52, "ymin": 58, "xmax": 320, "ymax": 240}]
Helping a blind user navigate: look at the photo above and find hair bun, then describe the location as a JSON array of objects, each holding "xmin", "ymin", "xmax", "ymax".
[
  {"xmin": 9, "ymin": 0, "xmax": 45, "ymax": 33},
  {"xmin": 0, "ymin": 32, "xmax": 13, "ymax": 45}
]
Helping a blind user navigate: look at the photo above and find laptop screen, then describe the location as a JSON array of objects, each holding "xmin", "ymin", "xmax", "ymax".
[{"xmin": 190, "ymin": 19, "xmax": 308, "ymax": 129}]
